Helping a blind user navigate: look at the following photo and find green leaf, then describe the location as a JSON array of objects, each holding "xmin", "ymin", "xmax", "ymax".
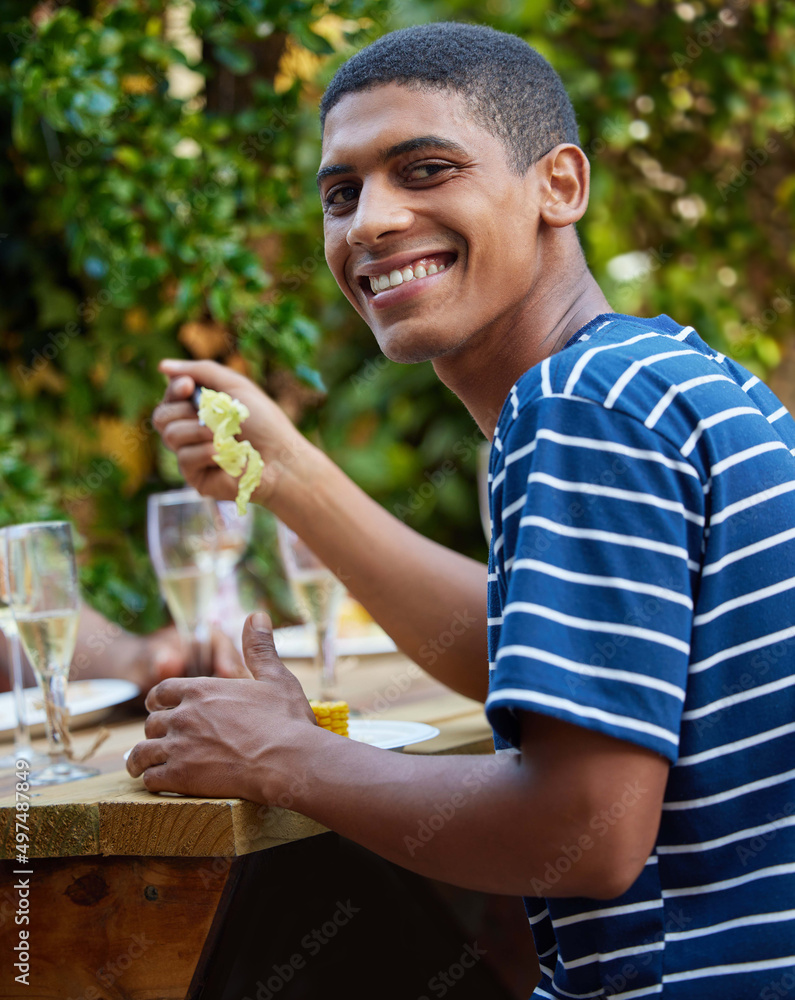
[{"xmin": 213, "ymin": 45, "xmax": 255, "ymax": 75}]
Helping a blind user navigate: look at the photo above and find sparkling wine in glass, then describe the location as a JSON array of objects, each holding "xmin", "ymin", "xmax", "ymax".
[
  {"xmin": 0, "ymin": 529, "xmax": 48, "ymax": 769},
  {"xmin": 6, "ymin": 521, "xmax": 97, "ymax": 785},
  {"xmin": 214, "ymin": 501, "xmax": 253, "ymax": 581},
  {"xmin": 148, "ymin": 488, "xmax": 219, "ymax": 676},
  {"xmin": 477, "ymin": 440, "xmax": 492, "ymax": 544},
  {"xmin": 276, "ymin": 521, "xmax": 345, "ymax": 702}
]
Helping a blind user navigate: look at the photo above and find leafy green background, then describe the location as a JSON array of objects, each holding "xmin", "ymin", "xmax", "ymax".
[{"xmin": 1, "ymin": 0, "xmax": 793, "ymax": 629}]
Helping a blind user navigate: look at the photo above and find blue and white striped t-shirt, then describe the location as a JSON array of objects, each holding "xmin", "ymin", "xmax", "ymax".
[{"xmin": 485, "ymin": 313, "xmax": 795, "ymax": 999}]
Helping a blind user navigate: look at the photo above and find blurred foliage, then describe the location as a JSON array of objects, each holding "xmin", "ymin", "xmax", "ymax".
[{"xmin": 1, "ymin": 0, "xmax": 793, "ymax": 630}]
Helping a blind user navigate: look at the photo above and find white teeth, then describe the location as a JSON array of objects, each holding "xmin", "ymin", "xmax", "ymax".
[{"xmin": 367, "ymin": 259, "xmax": 451, "ymax": 294}]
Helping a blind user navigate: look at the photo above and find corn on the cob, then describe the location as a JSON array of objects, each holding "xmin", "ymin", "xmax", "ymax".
[{"xmin": 310, "ymin": 700, "xmax": 350, "ymax": 737}]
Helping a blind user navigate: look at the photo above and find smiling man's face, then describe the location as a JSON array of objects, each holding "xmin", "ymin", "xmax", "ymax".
[{"xmin": 319, "ymin": 83, "xmax": 544, "ymax": 364}]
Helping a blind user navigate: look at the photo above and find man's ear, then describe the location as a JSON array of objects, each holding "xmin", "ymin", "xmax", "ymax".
[{"xmin": 536, "ymin": 143, "xmax": 590, "ymax": 228}]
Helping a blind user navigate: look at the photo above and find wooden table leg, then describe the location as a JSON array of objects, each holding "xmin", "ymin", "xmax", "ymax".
[{"xmin": 0, "ymin": 855, "xmax": 234, "ymax": 999}]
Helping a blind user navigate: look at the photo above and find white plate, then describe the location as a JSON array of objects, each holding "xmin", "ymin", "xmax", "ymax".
[
  {"xmin": 123, "ymin": 719, "xmax": 440, "ymax": 763},
  {"xmin": 0, "ymin": 678, "xmax": 141, "ymax": 742},
  {"xmin": 273, "ymin": 624, "xmax": 397, "ymax": 659},
  {"xmin": 349, "ymin": 719, "xmax": 440, "ymax": 751}
]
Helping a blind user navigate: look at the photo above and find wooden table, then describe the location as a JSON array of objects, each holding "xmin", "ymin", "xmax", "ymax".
[{"xmin": 0, "ymin": 653, "xmax": 497, "ymax": 1000}]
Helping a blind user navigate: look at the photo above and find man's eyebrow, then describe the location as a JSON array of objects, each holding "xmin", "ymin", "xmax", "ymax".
[
  {"xmin": 316, "ymin": 135, "xmax": 469, "ymax": 187},
  {"xmin": 379, "ymin": 135, "xmax": 469, "ymax": 162}
]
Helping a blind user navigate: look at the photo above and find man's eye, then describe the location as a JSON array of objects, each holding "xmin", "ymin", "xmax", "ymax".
[
  {"xmin": 326, "ymin": 186, "xmax": 358, "ymax": 207},
  {"xmin": 407, "ymin": 163, "xmax": 448, "ymax": 180}
]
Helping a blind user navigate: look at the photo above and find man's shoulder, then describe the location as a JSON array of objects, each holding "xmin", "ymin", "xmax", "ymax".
[
  {"xmin": 501, "ymin": 312, "xmax": 738, "ymax": 437},
  {"xmin": 516, "ymin": 312, "xmax": 717, "ymax": 405}
]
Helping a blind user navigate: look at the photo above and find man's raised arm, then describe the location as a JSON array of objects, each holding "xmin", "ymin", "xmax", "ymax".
[{"xmin": 153, "ymin": 359, "xmax": 489, "ymax": 703}]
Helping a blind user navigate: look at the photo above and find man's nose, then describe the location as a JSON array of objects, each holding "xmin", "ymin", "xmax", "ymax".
[{"xmin": 346, "ymin": 177, "xmax": 413, "ymax": 247}]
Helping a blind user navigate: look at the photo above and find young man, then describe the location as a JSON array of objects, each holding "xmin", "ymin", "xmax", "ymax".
[{"xmin": 130, "ymin": 23, "xmax": 795, "ymax": 997}]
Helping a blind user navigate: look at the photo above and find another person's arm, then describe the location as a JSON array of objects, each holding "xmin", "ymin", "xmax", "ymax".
[
  {"xmin": 153, "ymin": 360, "xmax": 489, "ymax": 702},
  {"xmin": 71, "ymin": 603, "xmax": 246, "ymax": 692},
  {"xmin": 0, "ymin": 603, "xmax": 246, "ymax": 695}
]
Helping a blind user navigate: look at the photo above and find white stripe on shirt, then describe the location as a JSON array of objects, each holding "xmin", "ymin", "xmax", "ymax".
[
  {"xmin": 503, "ymin": 601, "xmax": 691, "ymax": 655},
  {"xmin": 681, "ymin": 673, "xmax": 795, "ymax": 721},
  {"xmin": 519, "ymin": 516, "xmax": 692, "ymax": 564},
  {"xmin": 645, "ymin": 373, "xmax": 734, "ymax": 430},
  {"xmin": 496, "ymin": 643, "xmax": 686, "ymax": 700},
  {"xmin": 693, "ymin": 575, "xmax": 795, "ymax": 625},
  {"xmin": 702, "ymin": 526, "xmax": 795, "ymax": 577},
  {"xmin": 680, "ymin": 406, "xmax": 763, "ymax": 458},
  {"xmin": 526, "ymin": 471, "xmax": 704, "ymax": 525},
  {"xmin": 656, "ymin": 814, "xmax": 795, "ymax": 855},
  {"xmin": 689, "ymin": 623, "xmax": 795, "ymax": 674},
  {"xmin": 485, "ymin": 688, "xmax": 679, "ymax": 747},
  {"xmin": 677, "ymin": 721, "xmax": 795, "ymax": 766},
  {"xmin": 510, "ymin": 559, "xmax": 693, "ymax": 609},
  {"xmin": 709, "ymin": 480, "xmax": 795, "ymax": 527},
  {"xmin": 663, "ymin": 955, "xmax": 795, "ymax": 984},
  {"xmin": 605, "ymin": 348, "xmax": 700, "ymax": 409},
  {"xmin": 663, "ymin": 765, "xmax": 795, "ymax": 811},
  {"xmin": 666, "ymin": 907, "xmax": 795, "ymax": 942}
]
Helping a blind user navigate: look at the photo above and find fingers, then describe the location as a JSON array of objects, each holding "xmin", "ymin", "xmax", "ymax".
[
  {"xmin": 161, "ymin": 374, "xmax": 197, "ymax": 404},
  {"xmin": 158, "ymin": 418, "xmax": 214, "ymax": 453},
  {"xmin": 242, "ymin": 612, "xmax": 286, "ymax": 682},
  {"xmin": 126, "ymin": 737, "xmax": 168, "ymax": 778},
  {"xmin": 145, "ymin": 677, "xmax": 190, "ymax": 713},
  {"xmin": 152, "ymin": 400, "xmax": 200, "ymax": 434},
  {"xmin": 159, "ymin": 359, "xmax": 244, "ymax": 393},
  {"xmin": 210, "ymin": 629, "xmax": 250, "ymax": 679},
  {"xmin": 144, "ymin": 709, "xmax": 170, "ymax": 740}
]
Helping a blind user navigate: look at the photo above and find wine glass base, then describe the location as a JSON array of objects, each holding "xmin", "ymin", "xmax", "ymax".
[
  {"xmin": 0, "ymin": 746, "xmax": 50, "ymax": 770},
  {"xmin": 29, "ymin": 762, "xmax": 100, "ymax": 786}
]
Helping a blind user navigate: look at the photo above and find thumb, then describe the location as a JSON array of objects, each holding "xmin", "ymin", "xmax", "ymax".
[{"xmin": 242, "ymin": 612, "xmax": 285, "ymax": 681}]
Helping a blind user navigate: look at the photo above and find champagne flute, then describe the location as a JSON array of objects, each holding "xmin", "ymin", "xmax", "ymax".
[
  {"xmin": 148, "ymin": 488, "xmax": 219, "ymax": 677},
  {"xmin": 213, "ymin": 501, "xmax": 253, "ymax": 580},
  {"xmin": 0, "ymin": 528, "xmax": 48, "ymax": 768},
  {"xmin": 477, "ymin": 440, "xmax": 492, "ymax": 543},
  {"xmin": 6, "ymin": 521, "xmax": 97, "ymax": 785},
  {"xmin": 276, "ymin": 521, "xmax": 345, "ymax": 702}
]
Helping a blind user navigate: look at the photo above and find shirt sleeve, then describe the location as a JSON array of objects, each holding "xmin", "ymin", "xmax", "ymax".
[{"xmin": 485, "ymin": 395, "xmax": 704, "ymax": 763}]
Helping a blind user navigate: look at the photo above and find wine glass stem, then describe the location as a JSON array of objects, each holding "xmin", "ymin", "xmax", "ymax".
[
  {"xmin": 314, "ymin": 622, "xmax": 337, "ymax": 701},
  {"xmin": 41, "ymin": 672, "xmax": 70, "ymax": 765},
  {"xmin": 188, "ymin": 631, "xmax": 212, "ymax": 677},
  {"xmin": 8, "ymin": 633, "xmax": 34, "ymax": 755}
]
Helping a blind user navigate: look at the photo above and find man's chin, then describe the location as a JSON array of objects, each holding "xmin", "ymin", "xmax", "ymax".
[{"xmin": 374, "ymin": 326, "xmax": 466, "ymax": 365}]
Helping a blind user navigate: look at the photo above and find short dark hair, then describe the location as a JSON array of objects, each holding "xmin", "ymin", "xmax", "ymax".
[{"xmin": 320, "ymin": 22, "xmax": 580, "ymax": 175}]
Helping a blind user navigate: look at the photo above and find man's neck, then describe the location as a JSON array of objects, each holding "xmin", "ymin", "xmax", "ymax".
[{"xmin": 432, "ymin": 262, "xmax": 613, "ymax": 439}]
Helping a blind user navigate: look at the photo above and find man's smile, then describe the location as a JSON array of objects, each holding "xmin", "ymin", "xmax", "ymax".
[{"xmin": 356, "ymin": 250, "xmax": 458, "ymax": 301}]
